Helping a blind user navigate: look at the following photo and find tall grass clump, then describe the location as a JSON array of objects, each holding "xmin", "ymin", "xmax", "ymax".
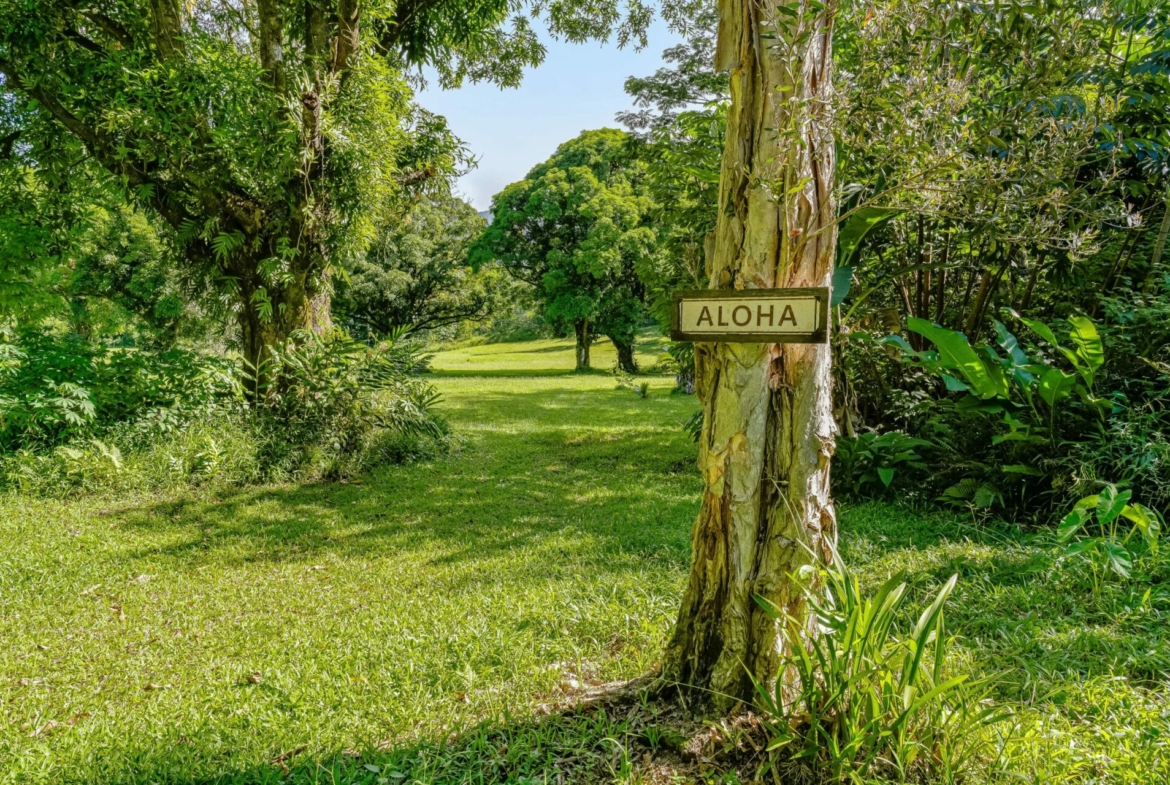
[
  {"xmin": 0, "ymin": 327, "xmax": 445, "ymax": 496},
  {"xmin": 756, "ymin": 551, "xmax": 1009, "ymax": 784}
]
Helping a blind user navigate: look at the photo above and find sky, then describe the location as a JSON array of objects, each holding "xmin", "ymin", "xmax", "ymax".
[{"xmin": 417, "ymin": 21, "xmax": 683, "ymax": 211}]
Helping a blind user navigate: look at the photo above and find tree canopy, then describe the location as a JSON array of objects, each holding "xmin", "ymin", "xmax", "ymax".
[
  {"xmin": 473, "ymin": 128, "xmax": 656, "ymax": 372},
  {"xmin": 334, "ymin": 192, "xmax": 502, "ymax": 338}
]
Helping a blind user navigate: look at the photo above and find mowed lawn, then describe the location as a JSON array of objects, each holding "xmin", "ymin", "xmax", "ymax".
[
  {"xmin": 0, "ymin": 375, "xmax": 700, "ymax": 784},
  {"xmin": 2, "ymin": 356, "xmax": 1168, "ymax": 783},
  {"xmin": 427, "ymin": 333, "xmax": 670, "ymax": 376}
]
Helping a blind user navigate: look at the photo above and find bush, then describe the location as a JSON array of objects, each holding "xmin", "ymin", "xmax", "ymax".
[
  {"xmin": 843, "ymin": 313, "xmax": 1166, "ymax": 521},
  {"xmin": 0, "ymin": 328, "xmax": 446, "ymax": 496},
  {"xmin": 756, "ymin": 551, "xmax": 1008, "ymax": 783},
  {"xmin": 251, "ymin": 329, "xmax": 446, "ymax": 481},
  {"xmin": 0, "ymin": 328, "xmax": 239, "ymax": 451}
]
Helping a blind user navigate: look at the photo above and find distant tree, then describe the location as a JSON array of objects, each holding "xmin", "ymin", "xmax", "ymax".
[
  {"xmin": 335, "ymin": 193, "xmax": 501, "ymax": 339},
  {"xmin": 473, "ymin": 129, "xmax": 656, "ymax": 372}
]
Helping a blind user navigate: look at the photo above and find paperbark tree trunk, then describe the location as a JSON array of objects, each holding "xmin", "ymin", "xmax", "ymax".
[{"xmin": 660, "ymin": 0, "xmax": 839, "ymax": 713}]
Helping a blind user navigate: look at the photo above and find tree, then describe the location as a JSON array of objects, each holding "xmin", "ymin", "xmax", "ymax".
[
  {"xmin": 473, "ymin": 129, "xmax": 656, "ymax": 372},
  {"xmin": 334, "ymin": 193, "xmax": 501, "ymax": 339},
  {"xmin": 0, "ymin": 1, "xmax": 678, "ymax": 392},
  {"xmin": 658, "ymin": 0, "xmax": 839, "ymax": 711}
]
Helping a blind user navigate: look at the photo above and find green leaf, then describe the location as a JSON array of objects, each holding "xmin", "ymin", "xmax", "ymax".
[
  {"xmin": 1101, "ymin": 540, "xmax": 1132, "ymax": 578},
  {"xmin": 973, "ymin": 484, "xmax": 1001, "ymax": 509},
  {"xmin": 1037, "ymin": 368, "xmax": 1076, "ymax": 408},
  {"xmin": 1067, "ymin": 316, "xmax": 1104, "ymax": 387},
  {"xmin": 831, "ymin": 265, "xmax": 854, "ymax": 307},
  {"xmin": 1096, "ymin": 485, "xmax": 1131, "ymax": 526},
  {"xmin": 992, "ymin": 320, "xmax": 1029, "ymax": 368},
  {"xmin": 1057, "ymin": 509, "xmax": 1088, "ymax": 543},
  {"xmin": 836, "ymin": 207, "xmax": 901, "ymax": 270},
  {"xmin": 907, "ymin": 318, "xmax": 1009, "ymax": 399},
  {"xmin": 1121, "ymin": 504, "xmax": 1161, "ymax": 554},
  {"xmin": 940, "ymin": 373, "xmax": 970, "ymax": 393},
  {"xmin": 1001, "ymin": 464, "xmax": 1044, "ymax": 476},
  {"xmin": 877, "ymin": 467, "xmax": 895, "ymax": 487}
]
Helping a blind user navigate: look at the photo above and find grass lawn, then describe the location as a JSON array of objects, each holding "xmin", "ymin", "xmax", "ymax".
[
  {"xmin": 427, "ymin": 333, "xmax": 670, "ymax": 376},
  {"xmin": 2, "ymin": 364, "xmax": 1168, "ymax": 783}
]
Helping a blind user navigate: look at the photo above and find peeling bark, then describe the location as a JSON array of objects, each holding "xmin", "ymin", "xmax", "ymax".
[{"xmin": 661, "ymin": 0, "xmax": 838, "ymax": 713}]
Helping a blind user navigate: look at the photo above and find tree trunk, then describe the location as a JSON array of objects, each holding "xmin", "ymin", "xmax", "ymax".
[
  {"xmin": 965, "ymin": 266, "xmax": 994, "ymax": 336},
  {"xmin": 237, "ymin": 256, "xmax": 323, "ymax": 399},
  {"xmin": 660, "ymin": 0, "xmax": 838, "ymax": 713},
  {"xmin": 611, "ymin": 336, "xmax": 639, "ymax": 374},
  {"xmin": 1144, "ymin": 193, "xmax": 1170, "ymax": 291},
  {"xmin": 574, "ymin": 320, "xmax": 592, "ymax": 371}
]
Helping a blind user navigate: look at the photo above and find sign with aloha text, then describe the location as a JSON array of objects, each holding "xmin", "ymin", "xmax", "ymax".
[{"xmin": 670, "ymin": 288, "xmax": 829, "ymax": 343}]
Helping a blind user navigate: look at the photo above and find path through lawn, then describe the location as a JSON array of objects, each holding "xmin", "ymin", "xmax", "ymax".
[{"xmin": 0, "ymin": 376, "xmax": 699, "ymax": 784}]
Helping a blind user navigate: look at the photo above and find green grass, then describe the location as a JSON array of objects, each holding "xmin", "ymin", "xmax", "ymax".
[
  {"xmin": 2, "ymin": 364, "xmax": 1168, "ymax": 783},
  {"xmin": 0, "ymin": 376, "xmax": 699, "ymax": 783},
  {"xmin": 427, "ymin": 333, "xmax": 670, "ymax": 376}
]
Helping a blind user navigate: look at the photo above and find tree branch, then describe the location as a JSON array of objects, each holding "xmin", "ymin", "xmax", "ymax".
[
  {"xmin": 0, "ymin": 57, "xmax": 193, "ymax": 232},
  {"xmin": 333, "ymin": 0, "xmax": 360, "ymax": 76},
  {"xmin": 149, "ymin": 0, "xmax": 184, "ymax": 60},
  {"xmin": 0, "ymin": 130, "xmax": 20, "ymax": 159},
  {"xmin": 255, "ymin": 0, "xmax": 286, "ymax": 92},
  {"xmin": 63, "ymin": 29, "xmax": 105, "ymax": 54},
  {"xmin": 376, "ymin": 0, "xmax": 447, "ymax": 59},
  {"xmin": 81, "ymin": 9, "xmax": 134, "ymax": 49},
  {"xmin": 396, "ymin": 167, "xmax": 437, "ymax": 187}
]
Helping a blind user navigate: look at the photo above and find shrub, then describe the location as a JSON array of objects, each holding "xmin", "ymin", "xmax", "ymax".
[
  {"xmin": 250, "ymin": 329, "xmax": 445, "ymax": 481},
  {"xmin": 834, "ymin": 430, "xmax": 931, "ymax": 499},
  {"xmin": 1056, "ymin": 483, "xmax": 1163, "ymax": 583},
  {"xmin": 755, "ymin": 552, "xmax": 1009, "ymax": 784},
  {"xmin": 0, "ymin": 329, "xmax": 240, "ymax": 450},
  {"xmin": 0, "ymin": 328, "xmax": 446, "ymax": 495}
]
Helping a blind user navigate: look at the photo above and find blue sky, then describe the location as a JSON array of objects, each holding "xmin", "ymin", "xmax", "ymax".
[{"xmin": 418, "ymin": 21, "xmax": 682, "ymax": 210}]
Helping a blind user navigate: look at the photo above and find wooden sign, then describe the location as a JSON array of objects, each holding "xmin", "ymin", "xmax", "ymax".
[{"xmin": 670, "ymin": 288, "xmax": 829, "ymax": 343}]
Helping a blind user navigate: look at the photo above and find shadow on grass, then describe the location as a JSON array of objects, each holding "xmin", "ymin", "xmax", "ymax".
[
  {"xmin": 97, "ymin": 690, "xmax": 713, "ymax": 785},
  {"xmin": 839, "ymin": 501, "xmax": 1170, "ymax": 695},
  {"xmin": 107, "ymin": 389, "xmax": 702, "ymax": 573}
]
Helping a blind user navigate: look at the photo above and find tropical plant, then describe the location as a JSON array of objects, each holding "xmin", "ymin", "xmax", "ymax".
[
  {"xmin": 1056, "ymin": 483, "xmax": 1163, "ymax": 582},
  {"xmin": 250, "ymin": 328, "xmax": 443, "ymax": 479},
  {"xmin": 834, "ymin": 430, "xmax": 931, "ymax": 498},
  {"xmin": 755, "ymin": 551, "xmax": 1008, "ymax": 783}
]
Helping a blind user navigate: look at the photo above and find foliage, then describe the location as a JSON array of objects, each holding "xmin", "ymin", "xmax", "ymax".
[
  {"xmin": 866, "ymin": 314, "xmax": 1125, "ymax": 517},
  {"xmin": 1056, "ymin": 483, "xmax": 1163, "ymax": 581},
  {"xmin": 334, "ymin": 193, "xmax": 504, "ymax": 340},
  {"xmin": 0, "ymin": 329, "xmax": 238, "ymax": 452},
  {"xmin": 823, "ymin": 1, "xmax": 1170, "ymax": 525},
  {"xmin": 473, "ymin": 129, "xmax": 656, "ymax": 371},
  {"xmin": 0, "ymin": 325, "xmax": 443, "ymax": 494},
  {"xmin": 834, "ymin": 430, "xmax": 931, "ymax": 499},
  {"xmin": 755, "ymin": 551, "xmax": 1008, "ymax": 784},
  {"xmin": 249, "ymin": 329, "xmax": 444, "ymax": 481}
]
